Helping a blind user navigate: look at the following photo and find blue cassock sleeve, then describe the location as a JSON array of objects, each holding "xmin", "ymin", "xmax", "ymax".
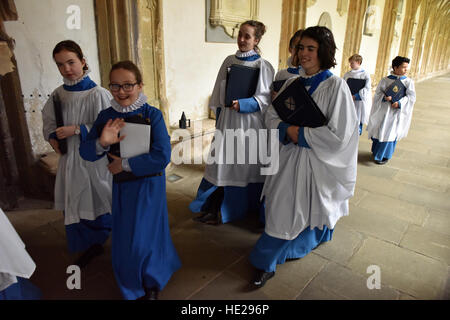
[
  {"xmin": 127, "ymin": 109, "xmax": 171, "ymax": 176},
  {"xmin": 79, "ymin": 112, "xmax": 107, "ymax": 162},
  {"xmin": 238, "ymin": 97, "xmax": 260, "ymax": 113}
]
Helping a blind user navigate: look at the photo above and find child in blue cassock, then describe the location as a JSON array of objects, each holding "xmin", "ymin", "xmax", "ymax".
[
  {"xmin": 41, "ymin": 40, "xmax": 113, "ymax": 267},
  {"xmin": 249, "ymin": 26, "xmax": 359, "ymax": 288},
  {"xmin": 79, "ymin": 60, "xmax": 181, "ymax": 300},
  {"xmin": 367, "ymin": 56, "xmax": 416, "ymax": 164},
  {"xmin": 189, "ymin": 20, "xmax": 274, "ymax": 225}
]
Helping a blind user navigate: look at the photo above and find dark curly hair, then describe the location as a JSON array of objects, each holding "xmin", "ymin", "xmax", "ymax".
[
  {"xmin": 392, "ymin": 56, "xmax": 410, "ymax": 69},
  {"xmin": 292, "ymin": 26, "xmax": 337, "ymax": 70}
]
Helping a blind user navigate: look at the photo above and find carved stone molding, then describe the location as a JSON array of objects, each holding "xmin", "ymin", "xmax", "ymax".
[
  {"xmin": 307, "ymin": 0, "xmax": 317, "ymax": 8},
  {"xmin": 318, "ymin": 12, "xmax": 332, "ymax": 30},
  {"xmin": 209, "ymin": 0, "xmax": 259, "ymax": 38},
  {"xmin": 337, "ymin": 0, "xmax": 349, "ymax": 16}
]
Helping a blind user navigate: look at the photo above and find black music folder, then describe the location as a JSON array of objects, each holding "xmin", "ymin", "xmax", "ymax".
[
  {"xmin": 225, "ymin": 64, "xmax": 260, "ymax": 107},
  {"xmin": 98, "ymin": 114, "xmax": 153, "ymax": 183},
  {"xmin": 53, "ymin": 93, "xmax": 67, "ymax": 155},
  {"xmin": 385, "ymin": 79, "xmax": 406, "ymax": 103},
  {"xmin": 272, "ymin": 79, "xmax": 286, "ymax": 92},
  {"xmin": 346, "ymin": 78, "xmax": 366, "ymax": 95},
  {"xmin": 272, "ymin": 78, "xmax": 327, "ymax": 128}
]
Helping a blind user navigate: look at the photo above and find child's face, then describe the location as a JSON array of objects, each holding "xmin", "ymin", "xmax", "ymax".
[
  {"xmin": 288, "ymin": 37, "xmax": 301, "ymax": 57},
  {"xmin": 349, "ymin": 60, "xmax": 361, "ymax": 70},
  {"xmin": 393, "ymin": 62, "xmax": 409, "ymax": 76},
  {"xmin": 237, "ymin": 24, "xmax": 259, "ymax": 52},
  {"xmin": 54, "ymin": 49, "xmax": 86, "ymax": 81},
  {"xmin": 109, "ymin": 68, "xmax": 142, "ymax": 107},
  {"xmin": 297, "ymin": 36, "xmax": 321, "ymax": 75}
]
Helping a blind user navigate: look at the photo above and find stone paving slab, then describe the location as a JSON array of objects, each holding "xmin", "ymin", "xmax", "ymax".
[
  {"xmin": 347, "ymin": 237, "xmax": 447, "ymax": 299},
  {"xmin": 312, "ymin": 223, "xmax": 365, "ymax": 266},
  {"xmin": 225, "ymin": 252, "xmax": 329, "ymax": 300},
  {"xmin": 400, "ymin": 225, "xmax": 450, "ymax": 265},
  {"xmin": 159, "ymin": 225, "xmax": 242, "ymax": 300},
  {"xmin": 339, "ymin": 204, "xmax": 409, "ymax": 245},
  {"xmin": 423, "ymin": 209, "xmax": 450, "ymax": 236},
  {"xmin": 297, "ymin": 262, "xmax": 399, "ymax": 300},
  {"xmin": 356, "ymin": 193, "xmax": 429, "ymax": 226}
]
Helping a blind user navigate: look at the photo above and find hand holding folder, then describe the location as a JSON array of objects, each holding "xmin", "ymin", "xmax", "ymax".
[
  {"xmin": 225, "ymin": 64, "xmax": 260, "ymax": 107},
  {"xmin": 384, "ymin": 79, "xmax": 406, "ymax": 104},
  {"xmin": 98, "ymin": 114, "xmax": 152, "ymax": 183},
  {"xmin": 272, "ymin": 78, "xmax": 327, "ymax": 128}
]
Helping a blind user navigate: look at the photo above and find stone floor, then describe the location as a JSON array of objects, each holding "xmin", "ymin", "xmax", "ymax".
[{"xmin": 4, "ymin": 73, "xmax": 450, "ymax": 300}]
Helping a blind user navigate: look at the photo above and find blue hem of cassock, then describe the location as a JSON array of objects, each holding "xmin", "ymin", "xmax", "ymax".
[
  {"xmin": 189, "ymin": 178, "xmax": 264, "ymax": 224},
  {"xmin": 359, "ymin": 123, "xmax": 363, "ymax": 135},
  {"xmin": 111, "ymin": 175, "xmax": 181, "ymax": 300},
  {"xmin": 64, "ymin": 213, "xmax": 112, "ymax": 253},
  {"xmin": 249, "ymin": 226, "xmax": 334, "ymax": 272},
  {"xmin": 0, "ymin": 277, "xmax": 42, "ymax": 300},
  {"xmin": 371, "ymin": 138, "xmax": 397, "ymax": 161}
]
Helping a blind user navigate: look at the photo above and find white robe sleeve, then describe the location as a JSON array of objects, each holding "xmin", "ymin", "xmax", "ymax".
[
  {"xmin": 253, "ymin": 59, "xmax": 275, "ymax": 113},
  {"xmin": 397, "ymin": 78, "xmax": 416, "ymax": 139},
  {"xmin": 41, "ymin": 90, "xmax": 58, "ymax": 141},
  {"xmin": 208, "ymin": 57, "xmax": 230, "ymax": 115},
  {"xmin": 0, "ymin": 208, "xmax": 36, "ymax": 291},
  {"xmin": 304, "ymin": 78, "xmax": 359, "ymax": 160}
]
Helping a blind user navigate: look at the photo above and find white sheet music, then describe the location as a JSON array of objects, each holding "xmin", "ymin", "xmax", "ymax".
[{"xmin": 119, "ymin": 123, "xmax": 151, "ymax": 158}]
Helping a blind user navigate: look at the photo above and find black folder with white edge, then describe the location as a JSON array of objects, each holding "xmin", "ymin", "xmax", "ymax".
[
  {"xmin": 225, "ymin": 64, "xmax": 260, "ymax": 107},
  {"xmin": 272, "ymin": 78, "xmax": 327, "ymax": 128}
]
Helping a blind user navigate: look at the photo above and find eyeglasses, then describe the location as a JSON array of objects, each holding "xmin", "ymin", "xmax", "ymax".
[{"xmin": 109, "ymin": 83, "xmax": 138, "ymax": 92}]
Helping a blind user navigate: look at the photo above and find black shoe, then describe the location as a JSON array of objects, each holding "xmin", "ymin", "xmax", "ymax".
[
  {"xmin": 374, "ymin": 158, "xmax": 388, "ymax": 165},
  {"xmin": 252, "ymin": 269, "xmax": 275, "ymax": 288},
  {"xmin": 194, "ymin": 212, "xmax": 219, "ymax": 225},
  {"xmin": 74, "ymin": 244, "xmax": 104, "ymax": 268},
  {"xmin": 144, "ymin": 287, "xmax": 159, "ymax": 300},
  {"xmin": 285, "ymin": 257, "xmax": 300, "ymax": 262}
]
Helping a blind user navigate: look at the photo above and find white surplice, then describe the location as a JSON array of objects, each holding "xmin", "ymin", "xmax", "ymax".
[
  {"xmin": 0, "ymin": 208, "xmax": 36, "ymax": 291},
  {"xmin": 262, "ymin": 71, "xmax": 359, "ymax": 240},
  {"xmin": 343, "ymin": 68, "xmax": 372, "ymax": 125},
  {"xmin": 367, "ymin": 74, "xmax": 416, "ymax": 142},
  {"xmin": 42, "ymin": 84, "xmax": 113, "ymax": 225},
  {"xmin": 204, "ymin": 51, "xmax": 275, "ymax": 187}
]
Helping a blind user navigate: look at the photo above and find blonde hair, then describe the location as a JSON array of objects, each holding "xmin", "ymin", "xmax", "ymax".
[{"xmin": 349, "ymin": 54, "xmax": 363, "ymax": 64}]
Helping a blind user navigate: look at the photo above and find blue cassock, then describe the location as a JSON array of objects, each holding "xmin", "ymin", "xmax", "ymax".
[
  {"xmin": 0, "ymin": 277, "xmax": 42, "ymax": 300},
  {"xmin": 79, "ymin": 103, "xmax": 181, "ymax": 300}
]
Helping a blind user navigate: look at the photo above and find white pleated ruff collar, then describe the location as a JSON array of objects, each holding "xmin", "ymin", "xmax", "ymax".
[
  {"xmin": 62, "ymin": 65, "xmax": 92, "ymax": 86},
  {"xmin": 298, "ymin": 68, "xmax": 325, "ymax": 79},
  {"xmin": 110, "ymin": 93, "xmax": 148, "ymax": 113},
  {"xmin": 235, "ymin": 49, "xmax": 258, "ymax": 58}
]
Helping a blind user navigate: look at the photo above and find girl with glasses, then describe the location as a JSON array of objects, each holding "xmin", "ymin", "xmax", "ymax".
[{"xmin": 79, "ymin": 60, "xmax": 181, "ymax": 300}]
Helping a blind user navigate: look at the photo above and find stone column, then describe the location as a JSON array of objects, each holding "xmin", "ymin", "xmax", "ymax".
[
  {"xmin": 277, "ymin": 0, "xmax": 307, "ymax": 70},
  {"xmin": 374, "ymin": 0, "xmax": 401, "ymax": 86},
  {"xmin": 340, "ymin": 0, "xmax": 366, "ymax": 77}
]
